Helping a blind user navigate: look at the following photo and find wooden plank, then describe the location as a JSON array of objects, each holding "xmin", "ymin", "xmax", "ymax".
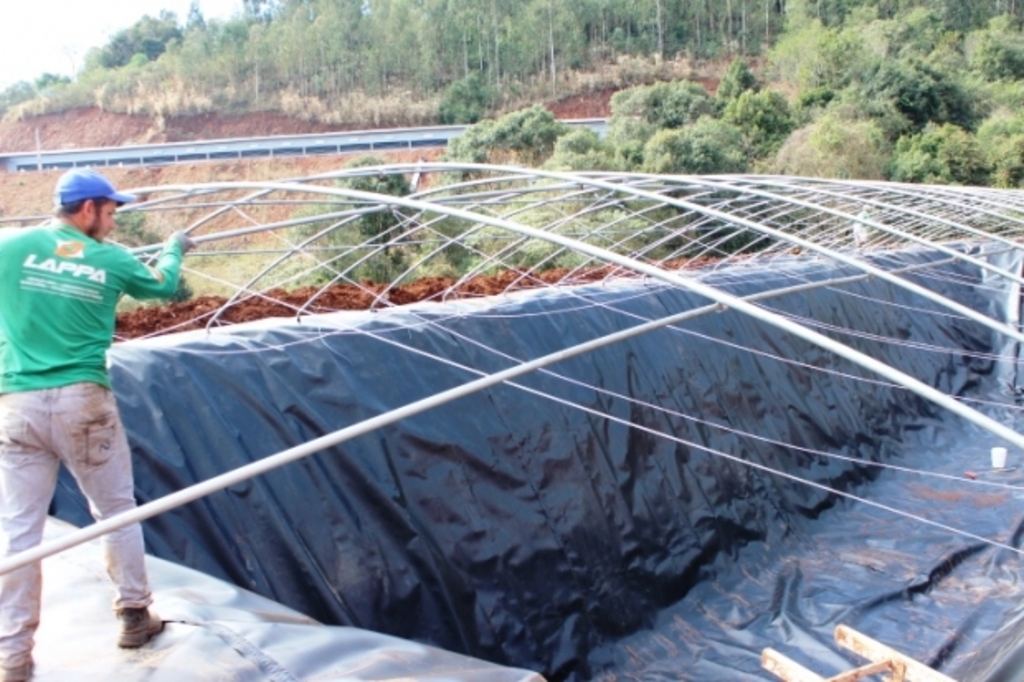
[
  {"xmin": 826, "ymin": 660, "xmax": 905, "ymax": 682},
  {"xmin": 834, "ymin": 625, "xmax": 956, "ymax": 682},
  {"xmin": 761, "ymin": 648, "xmax": 826, "ymax": 682}
]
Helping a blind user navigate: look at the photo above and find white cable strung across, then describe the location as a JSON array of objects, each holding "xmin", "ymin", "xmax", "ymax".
[
  {"xmin": 112, "ymin": 178, "xmax": 1024, "ymax": 449},
  {"xmin": 5, "ymin": 174, "xmax": 1024, "ymax": 573}
]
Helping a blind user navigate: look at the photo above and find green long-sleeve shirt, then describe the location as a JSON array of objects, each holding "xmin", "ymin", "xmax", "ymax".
[{"xmin": 0, "ymin": 222, "xmax": 183, "ymax": 392}]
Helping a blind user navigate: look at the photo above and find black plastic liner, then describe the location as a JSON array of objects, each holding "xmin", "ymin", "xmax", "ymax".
[{"xmin": 52, "ymin": 246, "xmax": 1024, "ymax": 680}]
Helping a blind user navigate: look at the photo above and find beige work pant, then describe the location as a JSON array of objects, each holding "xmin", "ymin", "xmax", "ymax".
[{"xmin": 0, "ymin": 383, "xmax": 152, "ymax": 670}]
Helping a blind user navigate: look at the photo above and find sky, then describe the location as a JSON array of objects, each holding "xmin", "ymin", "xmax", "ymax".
[{"xmin": 0, "ymin": 0, "xmax": 243, "ymax": 90}]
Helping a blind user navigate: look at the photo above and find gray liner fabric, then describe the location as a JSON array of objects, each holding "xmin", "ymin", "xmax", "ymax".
[{"xmin": 31, "ymin": 518, "xmax": 543, "ymax": 681}]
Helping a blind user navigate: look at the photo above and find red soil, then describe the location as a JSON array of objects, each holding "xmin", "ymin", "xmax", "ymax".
[
  {"xmin": 115, "ymin": 256, "xmax": 720, "ymax": 340},
  {"xmin": 0, "ymin": 90, "xmax": 614, "ymax": 153},
  {"xmin": 115, "ymin": 266, "xmax": 622, "ymax": 339}
]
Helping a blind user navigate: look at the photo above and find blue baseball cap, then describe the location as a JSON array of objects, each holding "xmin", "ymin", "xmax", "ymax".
[{"xmin": 54, "ymin": 168, "xmax": 136, "ymax": 207}]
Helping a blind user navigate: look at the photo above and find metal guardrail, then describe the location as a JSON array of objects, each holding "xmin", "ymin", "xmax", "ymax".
[{"xmin": 0, "ymin": 119, "xmax": 607, "ymax": 172}]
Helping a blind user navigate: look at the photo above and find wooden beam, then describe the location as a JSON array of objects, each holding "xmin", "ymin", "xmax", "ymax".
[
  {"xmin": 827, "ymin": 660, "xmax": 905, "ymax": 682},
  {"xmin": 761, "ymin": 648, "xmax": 826, "ymax": 682},
  {"xmin": 762, "ymin": 626, "xmax": 957, "ymax": 682},
  {"xmin": 834, "ymin": 625, "xmax": 956, "ymax": 682}
]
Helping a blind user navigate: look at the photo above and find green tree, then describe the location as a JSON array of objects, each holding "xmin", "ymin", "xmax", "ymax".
[
  {"xmin": 641, "ymin": 116, "xmax": 749, "ymax": 175},
  {"xmin": 341, "ymin": 155, "xmax": 413, "ymax": 243},
  {"xmin": 886, "ymin": 7, "xmax": 945, "ymax": 58},
  {"xmin": 34, "ymin": 73, "xmax": 71, "ymax": 91},
  {"xmin": 717, "ymin": 58, "xmax": 760, "ymax": 104},
  {"xmin": 491, "ymin": 105, "xmax": 569, "ymax": 163},
  {"xmin": 98, "ymin": 11, "xmax": 183, "ymax": 69},
  {"xmin": 446, "ymin": 104, "xmax": 569, "ymax": 166},
  {"xmin": 439, "ymin": 73, "xmax": 493, "ymax": 124},
  {"xmin": 0, "ymin": 81, "xmax": 37, "ymax": 117},
  {"xmin": 186, "ymin": 1, "xmax": 207, "ymax": 31},
  {"xmin": 863, "ymin": 57, "xmax": 979, "ymax": 133},
  {"xmin": 970, "ymin": 17, "xmax": 1024, "ymax": 81},
  {"xmin": 773, "ymin": 113, "xmax": 889, "ymax": 179},
  {"xmin": 445, "ymin": 119, "xmax": 498, "ymax": 165},
  {"xmin": 605, "ymin": 116, "xmax": 655, "ymax": 169},
  {"xmin": 545, "ymin": 128, "xmax": 619, "ymax": 171},
  {"xmin": 610, "ymin": 80, "xmax": 718, "ymax": 130},
  {"xmin": 977, "ymin": 108, "xmax": 1024, "ymax": 144},
  {"xmin": 723, "ymin": 89, "xmax": 795, "ymax": 157},
  {"xmin": 987, "ymin": 135, "xmax": 1024, "ymax": 188},
  {"xmin": 977, "ymin": 109, "xmax": 1024, "ymax": 187},
  {"xmin": 930, "ymin": 0, "xmax": 991, "ymax": 33},
  {"xmin": 243, "ymin": 0, "xmax": 276, "ymax": 23},
  {"xmin": 768, "ymin": 22, "xmax": 876, "ymax": 91},
  {"xmin": 888, "ymin": 123, "xmax": 990, "ymax": 185},
  {"xmin": 335, "ymin": 155, "xmax": 414, "ymax": 284},
  {"xmin": 794, "ymin": 86, "xmax": 836, "ymax": 112},
  {"xmin": 114, "ymin": 212, "xmax": 162, "ymax": 248},
  {"xmin": 973, "ymin": 34, "xmax": 1024, "ymax": 81}
]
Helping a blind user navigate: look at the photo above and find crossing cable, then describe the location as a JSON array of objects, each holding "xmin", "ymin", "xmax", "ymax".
[{"xmin": 4, "ymin": 200, "xmax": 1024, "ymax": 574}]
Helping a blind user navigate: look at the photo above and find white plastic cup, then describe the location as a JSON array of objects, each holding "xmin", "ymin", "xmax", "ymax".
[{"xmin": 992, "ymin": 447, "xmax": 1008, "ymax": 469}]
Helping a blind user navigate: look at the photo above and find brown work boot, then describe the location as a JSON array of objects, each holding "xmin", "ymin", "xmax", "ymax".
[
  {"xmin": 0, "ymin": 661, "xmax": 33, "ymax": 682},
  {"xmin": 117, "ymin": 607, "xmax": 164, "ymax": 648}
]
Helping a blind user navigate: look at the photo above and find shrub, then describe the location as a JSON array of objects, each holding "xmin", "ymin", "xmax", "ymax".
[
  {"xmin": 545, "ymin": 128, "xmax": 619, "ymax": 171},
  {"xmin": 284, "ymin": 155, "xmax": 418, "ymax": 286},
  {"xmin": 977, "ymin": 109, "xmax": 1024, "ymax": 187},
  {"xmin": 888, "ymin": 123, "xmax": 990, "ymax": 185},
  {"xmin": 863, "ymin": 58, "xmax": 979, "ymax": 133},
  {"xmin": 340, "ymin": 155, "xmax": 412, "ymax": 241},
  {"xmin": 115, "ymin": 212, "xmax": 162, "ymax": 248},
  {"xmin": 716, "ymin": 58, "xmax": 759, "ymax": 104},
  {"xmin": 0, "ymin": 81, "xmax": 41, "ymax": 118},
  {"xmin": 773, "ymin": 114, "xmax": 889, "ymax": 180},
  {"xmin": 970, "ymin": 17, "xmax": 1024, "ymax": 82},
  {"xmin": 641, "ymin": 117, "xmax": 748, "ymax": 175},
  {"xmin": 795, "ymin": 87, "xmax": 835, "ymax": 112},
  {"xmin": 490, "ymin": 105, "xmax": 569, "ymax": 164},
  {"xmin": 610, "ymin": 80, "xmax": 718, "ymax": 130},
  {"xmin": 768, "ymin": 22, "xmax": 877, "ymax": 91},
  {"xmin": 171, "ymin": 275, "xmax": 194, "ymax": 303},
  {"xmin": 445, "ymin": 104, "xmax": 569, "ymax": 166},
  {"xmin": 988, "ymin": 135, "xmax": 1024, "ymax": 187},
  {"xmin": 444, "ymin": 119, "xmax": 497, "ymax": 165},
  {"xmin": 723, "ymin": 90, "xmax": 795, "ymax": 157},
  {"xmin": 438, "ymin": 73, "xmax": 492, "ymax": 124}
]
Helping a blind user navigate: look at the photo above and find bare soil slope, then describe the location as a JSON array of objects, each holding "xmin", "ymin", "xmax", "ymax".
[
  {"xmin": 0, "ymin": 89, "xmax": 613, "ymax": 216},
  {"xmin": 0, "ymin": 91, "xmax": 615, "ymax": 154},
  {"xmin": 116, "ymin": 266, "xmax": 626, "ymax": 340}
]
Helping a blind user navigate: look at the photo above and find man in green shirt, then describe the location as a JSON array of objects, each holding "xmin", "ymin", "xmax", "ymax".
[{"xmin": 0, "ymin": 169, "xmax": 194, "ymax": 681}]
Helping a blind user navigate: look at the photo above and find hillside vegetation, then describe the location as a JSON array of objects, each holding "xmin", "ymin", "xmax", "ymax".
[{"xmin": 4, "ymin": 0, "xmax": 1024, "ymax": 185}]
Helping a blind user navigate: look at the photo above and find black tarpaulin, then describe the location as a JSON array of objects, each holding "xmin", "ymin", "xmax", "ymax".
[{"xmin": 51, "ymin": 245, "xmax": 1024, "ymax": 680}]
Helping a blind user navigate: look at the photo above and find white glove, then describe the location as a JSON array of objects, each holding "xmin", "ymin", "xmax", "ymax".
[{"xmin": 170, "ymin": 231, "xmax": 198, "ymax": 254}]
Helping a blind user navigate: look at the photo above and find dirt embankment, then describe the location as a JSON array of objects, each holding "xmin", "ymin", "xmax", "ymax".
[
  {"xmin": 116, "ymin": 268, "xmax": 616, "ymax": 340},
  {"xmin": 115, "ymin": 255, "xmax": 716, "ymax": 340},
  {"xmin": 0, "ymin": 88, "xmax": 615, "ymax": 218},
  {"xmin": 0, "ymin": 91, "xmax": 616, "ymax": 154}
]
